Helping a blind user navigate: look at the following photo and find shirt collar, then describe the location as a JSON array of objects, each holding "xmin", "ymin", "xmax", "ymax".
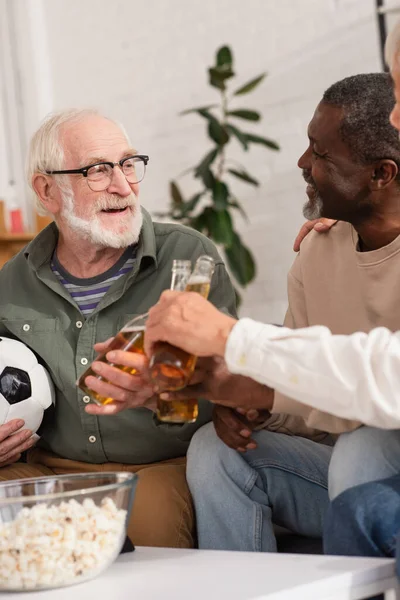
[{"xmin": 24, "ymin": 206, "xmax": 157, "ymax": 271}]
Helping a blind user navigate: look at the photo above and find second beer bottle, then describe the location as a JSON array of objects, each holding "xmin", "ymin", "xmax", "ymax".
[{"xmin": 149, "ymin": 254, "xmax": 215, "ymax": 420}]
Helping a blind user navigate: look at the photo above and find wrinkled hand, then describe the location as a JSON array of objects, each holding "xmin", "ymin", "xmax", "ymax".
[
  {"xmin": 145, "ymin": 291, "xmax": 237, "ymax": 359},
  {"xmin": 293, "ymin": 218, "xmax": 337, "ymax": 252},
  {"xmin": 0, "ymin": 419, "xmax": 36, "ymax": 468},
  {"xmin": 159, "ymin": 356, "xmax": 274, "ymax": 411},
  {"xmin": 84, "ymin": 340, "xmax": 157, "ymax": 415},
  {"xmin": 213, "ymin": 405, "xmax": 271, "ymax": 452}
]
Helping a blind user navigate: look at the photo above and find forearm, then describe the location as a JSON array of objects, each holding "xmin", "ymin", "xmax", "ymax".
[{"xmin": 225, "ymin": 319, "xmax": 400, "ymax": 428}]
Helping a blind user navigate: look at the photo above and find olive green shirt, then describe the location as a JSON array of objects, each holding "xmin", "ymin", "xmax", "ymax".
[{"xmin": 0, "ymin": 208, "xmax": 236, "ymax": 464}]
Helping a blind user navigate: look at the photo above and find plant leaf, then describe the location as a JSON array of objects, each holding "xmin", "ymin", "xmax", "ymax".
[
  {"xmin": 225, "ymin": 232, "xmax": 256, "ymax": 286},
  {"xmin": 181, "ymin": 107, "xmax": 217, "ymax": 122},
  {"xmin": 227, "ymin": 110, "xmax": 261, "ymax": 122},
  {"xmin": 180, "ymin": 105, "xmax": 217, "ymax": 116},
  {"xmin": 208, "ymin": 208, "xmax": 234, "ymax": 245},
  {"xmin": 189, "ymin": 209, "xmax": 210, "ymax": 233},
  {"xmin": 202, "ymin": 168, "xmax": 216, "ymax": 190},
  {"xmin": 180, "ymin": 193, "xmax": 203, "ymax": 217},
  {"xmin": 228, "ymin": 168, "xmax": 259, "ymax": 186},
  {"xmin": 212, "ymin": 180, "xmax": 229, "ymax": 210},
  {"xmin": 226, "ymin": 124, "xmax": 249, "ymax": 150},
  {"xmin": 189, "ymin": 206, "xmax": 234, "ymax": 246},
  {"xmin": 208, "ymin": 68, "xmax": 226, "ymax": 91},
  {"xmin": 208, "ymin": 118, "xmax": 229, "ymax": 145},
  {"xmin": 229, "ymin": 200, "xmax": 249, "ymax": 222},
  {"xmin": 198, "ymin": 109, "xmax": 215, "ymax": 120},
  {"xmin": 194, "ymin": 148, "xmax": 219, "ymax": 178},
  {"xmin": 209, "ymin": 66, "xmax": 235, "ymax": 90},
  {"xmin": 245, "ymin": 133, "xmax": 280, "ymax": 150},
  {"xmin": 233, "ymin": 73, "xmax": 267, "ymax": 96},
  {"xmin": 170, "ymin": 181, "xmax": 184, "ymax": 207},
  {"xmin": 216, "ymin": 46, "xmax": 233, "ymax": 67}
]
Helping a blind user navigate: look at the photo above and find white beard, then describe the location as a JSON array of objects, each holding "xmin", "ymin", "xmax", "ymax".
[
  {"xmin": 60, "ymin": 189, "xmax": 143, "ymax": 248},
  {"xmin": 303, "ymin": 193, "xmax": 324, "ymax": 220}
]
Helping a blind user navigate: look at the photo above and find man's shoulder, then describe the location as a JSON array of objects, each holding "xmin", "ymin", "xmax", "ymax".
[
  {"xmin": 290, "ymin": 220, "xmax": 356, "ymax": 284},
  {"xmin": 153, "ymin": 219, "xmax": 213, "ymax": 245},
  {"xmin": 0, "ymin": 248, "xmax": 28, "ymax": 281},
  {"xmin": 0, "ymin": 224, "xmax": 55, "ymax": 283},
  {"xmin": 299, "ymin": 220, "xmax": 354, "ymax": 255},
  {"xmin": 153, "ymin": 220, "xmax": 223, "ymax": 263}
]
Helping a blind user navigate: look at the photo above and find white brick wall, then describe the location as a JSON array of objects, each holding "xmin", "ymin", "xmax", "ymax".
[{"xmin": 9, "ymin": 0, "xmax": 382, "ymax": 320}]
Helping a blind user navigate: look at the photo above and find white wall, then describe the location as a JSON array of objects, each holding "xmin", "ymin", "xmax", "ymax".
[{"xmin": 5, "ymin": 0, "xmax": 382, "ymax": 321}]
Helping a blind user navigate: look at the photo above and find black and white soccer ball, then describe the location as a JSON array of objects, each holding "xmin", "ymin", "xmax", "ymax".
[{"xmin": 0, "ymin": 337, "xmax": 54, "ymax": 435}]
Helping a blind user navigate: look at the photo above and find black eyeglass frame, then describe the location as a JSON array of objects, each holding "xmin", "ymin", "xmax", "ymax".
[{"xmin": 46, "ymin": 154, "xmax": 149, "ymax": 180}]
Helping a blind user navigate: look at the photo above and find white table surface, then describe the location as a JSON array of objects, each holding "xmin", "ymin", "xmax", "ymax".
[{"xmin": 3, "ymin": 547, "xmax": 398, "ymax": 600}]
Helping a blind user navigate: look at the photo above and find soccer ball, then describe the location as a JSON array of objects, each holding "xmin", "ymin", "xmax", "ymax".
[{"xmin": 0, "ymin": 337, "xmax": 55, "ymax": 435}]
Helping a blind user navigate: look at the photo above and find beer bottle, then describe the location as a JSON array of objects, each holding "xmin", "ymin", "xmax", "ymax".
[
  {"xmin": 77, "ymin": 260, "xmax": 192, "ymax": 406},
  {"xmin": 149, "ymin": 255, "xmax": 215, "ymax": 423}
]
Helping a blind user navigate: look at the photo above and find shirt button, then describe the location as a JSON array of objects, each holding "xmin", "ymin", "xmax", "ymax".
[
  {"xmin": 88, "ymin": 435, "xmax": 96, "ymax": 443},
  {"xmin": 76, "ymin": 321, "xmax": 83, "ymax": 329},
  {"xmin": 22, "ymin": 324, "xmax": 30, "ymax": 332},
  {"xmin": 81, "ymin": 358, "xmax": 88, "ymax": 366},
  {"xmin": 82, "ymin": 396, "xmax": 91, "ymax": 404}
]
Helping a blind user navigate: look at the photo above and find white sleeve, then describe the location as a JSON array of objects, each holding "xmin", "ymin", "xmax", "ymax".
[{"xmin": 224, "ymin": 319, "xmax": 400, "ymax": 429}]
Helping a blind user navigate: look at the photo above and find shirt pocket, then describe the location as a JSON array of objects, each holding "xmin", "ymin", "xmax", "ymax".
[{"xmin": 0, "ymin": 318, "xmax": 62, "ymax": 391}]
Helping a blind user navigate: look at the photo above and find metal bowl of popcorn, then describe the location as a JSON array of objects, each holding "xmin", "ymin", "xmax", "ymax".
[{"xmin": 0, "ymin": 472, "xmax": 137, "ymax": 591}]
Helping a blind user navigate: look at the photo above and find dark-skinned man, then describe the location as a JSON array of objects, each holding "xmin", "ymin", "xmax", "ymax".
[{"xmin": 93, "ymin": 72, "xmax": 400, "ymax": 553}]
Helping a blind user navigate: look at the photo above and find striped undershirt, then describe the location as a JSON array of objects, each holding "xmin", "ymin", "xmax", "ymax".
[{"xmin": 51, "ymin": 246, "xmax": 137, "ymax": 316}]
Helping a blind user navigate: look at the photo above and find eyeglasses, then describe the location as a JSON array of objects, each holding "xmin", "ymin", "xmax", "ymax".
[{"xmin": 46, "ymin": 154, "xmax": 149, "ymax": 192}]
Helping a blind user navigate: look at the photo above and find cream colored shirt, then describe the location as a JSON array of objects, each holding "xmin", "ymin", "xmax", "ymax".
[{"xmin": 248, "ymin": 221, "xmax": 400, "ymax": 434}]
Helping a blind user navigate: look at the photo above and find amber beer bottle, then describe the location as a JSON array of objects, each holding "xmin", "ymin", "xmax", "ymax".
[
  {"xmin": 77, "ymin": 260, "xmax": 192, "ymax": 405},
  {"xmin": 149, "ymin": 255, "xmax": 215, "ymax": 423}
]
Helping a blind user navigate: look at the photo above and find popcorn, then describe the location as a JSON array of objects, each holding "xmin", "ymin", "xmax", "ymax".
[{"xmin": 0, "ymin": 497, "xmax": 127, "ymax": 590}]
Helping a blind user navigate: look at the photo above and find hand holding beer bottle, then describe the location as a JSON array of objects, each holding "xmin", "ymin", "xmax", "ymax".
[
  {"xmin": 148, "ymin": 256, "xmax": 216, "ymax": 390},
  {"xmin": 145, "ymin": 290, "xmax": 237, "ymax": 359},
  {"xmin": 148, "ymin": 255, "xmax": 216, "ymax": 423},
  {"xmin": 82, "ymin": 340, "xmax": 155, "ymax": 416},
  {"xmin": 78, "ymin": 313, "xmax": 148, "ymax": 406},
  {"xmin": 77, "ymin": 260, "xmax": 192, "ymax": 406},
  {"xmin": 157, "ymin": 356, "xmax": 275, "ymax": 413}
]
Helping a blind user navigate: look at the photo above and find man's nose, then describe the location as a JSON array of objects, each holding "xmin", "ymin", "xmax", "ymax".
[
  {"xmin": 107, "ymin": 166, "xmax": 132, "ymax": 197},
  {"xmin": 297, "ymin": 147, "xmax": 311, "ymax": 170}
]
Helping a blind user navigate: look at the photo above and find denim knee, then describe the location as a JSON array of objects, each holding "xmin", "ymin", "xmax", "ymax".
[
  {"xmin": 186, "ymin": 422, "xmax": 255, "ymax": 496},
  {"xmin": 324, "ymin": 478, "xmax": 400, "ymax": 559},
  {"xmin": 328, "ymin": 427, "xmax": 400, "ymax": 500},
  {"xmin": 324, "ymin": 486, "xmax": 361, "ymax": 552},
  {"xmin": 186, "ymin": 423, "xmax": 227, "ymax": 490}
]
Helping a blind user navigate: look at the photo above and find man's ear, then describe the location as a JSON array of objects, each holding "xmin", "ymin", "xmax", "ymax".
[
  {"xmin": 370, "ymin": 160, "xmax": 398, "ymax": 190},
  {"xmin": 31, "ymin": 173, "xmax": 61, "ymax": 215}
]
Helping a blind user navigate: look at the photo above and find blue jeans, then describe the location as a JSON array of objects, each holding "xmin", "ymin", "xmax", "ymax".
[
  {"xmin": 325, "ymin": 430, "xmax": 400, "ymax": 600},
  {"xmin": 324, "ymin": 475, "xmax": 400, "ymax": 578},
  {"xmin": 328, "ymin": 427, "xmax": 400, "ymax": 500},
  {"xmin": 186, "ymin": 423, "xmax": 332, "ymax": 551}
]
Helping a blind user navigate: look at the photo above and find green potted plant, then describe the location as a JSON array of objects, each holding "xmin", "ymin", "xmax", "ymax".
[{"xmin": 162, "ymin": 45, "xmax": 280, "ymax": 301}]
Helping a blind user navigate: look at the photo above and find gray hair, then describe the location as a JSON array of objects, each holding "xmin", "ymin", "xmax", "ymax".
[
  {"xmin": 27, "ymin": 108, "xmax": 131, "ymax": 216},
  {"xmin": 322, "ymin": 73, "xmax": 400, "ymax": 179}
]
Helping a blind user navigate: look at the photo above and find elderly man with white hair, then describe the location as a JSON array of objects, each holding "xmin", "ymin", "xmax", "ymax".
[{"xmin": 0, "ymin": 108, "xmax": 236, "ymax": 548}]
